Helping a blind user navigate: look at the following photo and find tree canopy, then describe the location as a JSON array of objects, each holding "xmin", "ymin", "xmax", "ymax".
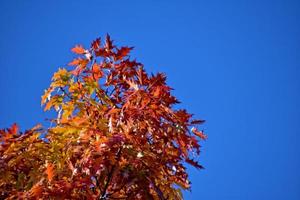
[{"xmin": 0, "ymin": 35, "xmax": 206, "ymax": 199}]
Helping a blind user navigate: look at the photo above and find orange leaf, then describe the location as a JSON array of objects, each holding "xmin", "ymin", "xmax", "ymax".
[
  {"xmin": 153, "ymin": 87, "xmax": 161, "ymax": 97},
  {"xmin": 68, "ymin": 58, "xmax": 83, "ymax": 66},
  {"xmin": 44, "ymin": 98, "xmax": 55, "ymax": 111},
  {"xmin": 45, "ymin": 163, "xmax": 55, "ymax": 182},
  {"xmin": 92, "ymin": 63, "xmax": 104, "ymax": 80},
  {"xmin": 41, "ymin": 87, "xmax": 53, "ymax": 105},
  {"xmin": 71, "ymin": 45, "xmax": 86, "ymax": 54},
  {"xmin": 191, "ymin": 127, "xmax": 207, "ymax": 140}
]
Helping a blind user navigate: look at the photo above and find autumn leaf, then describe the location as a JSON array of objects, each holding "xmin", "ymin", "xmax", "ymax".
[
  {"xmin": 45, "ymin": 162, "xmax": 55, "ymax": 182},
  {"xmin": 125, "ymin": 79, "xmax": 139, "ymax": 91},
  {"xmin": 41, "ymin": 87, "xmax": 53, "ymax": 105},
  {"xmin": 91, "ymin": 37, "xmax": 101, "ymax": 50},
  {"xmin": 68, "ymin": 58, "xmax": 83, "ymax": 66},
  {"xmin": 105, "ymin": 34, "xmax": 114, "ymax": 50},
  {"xmin": 115, "ymin": 46, "xmax": 134, "ymax": 61},
  {"xmin": 52, "ymin": 68, "xmax": 69, "ymax": 81},
  {"xmin": 9, "ymin": 123, "xmax": 18, "ymax": 135},
  {"xmin": 191, "ymin": 127, "xmax": 207, "ymax": 140},
  {"xmin": 137, "ymin": 67, "xmax": 148, "ymax": 85},
  {"xmin": 71, "ymin": 45, "xmax": 86, "ymax": 54},
  {"xmin": 91, "ymin": 63, "xmax": 104, "ymax": 80},
  {"xmin": 153, "ymin": 86, "xmax": 161, "ymax": 97},
  {"xmin": 1, "ymin": 35, "xmax": 205, "ymax": 199}
]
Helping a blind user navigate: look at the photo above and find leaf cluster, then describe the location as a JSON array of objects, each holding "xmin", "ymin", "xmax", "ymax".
[{"xmin": 0, "ymin": 35, "xmax": 206, "ymax": 200}]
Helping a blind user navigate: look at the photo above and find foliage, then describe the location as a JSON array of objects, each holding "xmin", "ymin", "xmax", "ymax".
[{"xmin": 0, "ymin": 35, "xmax": 206, "ymax": 199}]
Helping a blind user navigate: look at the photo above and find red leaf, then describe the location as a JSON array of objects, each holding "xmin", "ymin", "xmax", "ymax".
[
  {"xmin": 105, "ymin": 34, "xmax": 114, "ymax": 50},
  {"xmin": 9, "ymin": 123, "xmax": 19, "ymax": 135},
  {"xmin": 91, "ymin": 38, "xmax": 101, "ymax": 50},
  {"xmin": 115, "ymin": 46, "xmax": 134, "ymax": 61},
  {"xmin": 137, "ymin": 67, "xmax": 148, "ymax": 85}
]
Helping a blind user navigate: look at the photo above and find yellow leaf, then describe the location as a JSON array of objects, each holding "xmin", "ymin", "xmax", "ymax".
[
  {"xmin": 52, "ymin": 68, "xmax": 69, "ymax": 81},
  {"xmin": 62, "ymin": 102, "xmax": 74, "ymax": 120}
]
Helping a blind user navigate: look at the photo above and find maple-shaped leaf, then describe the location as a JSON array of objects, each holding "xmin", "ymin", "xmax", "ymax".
[
  {"xmin": 115, "ymin": 46, "xmax": 134, "ymax": 61},
  {"xmin": 71, "ymin": 45, "xmax": 86, "ymax": 54}
]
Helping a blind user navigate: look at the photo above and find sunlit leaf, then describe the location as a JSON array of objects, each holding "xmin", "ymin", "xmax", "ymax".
[{"xmin": 71, "ymin": 45, "xmax": 86, "ymax": 54}]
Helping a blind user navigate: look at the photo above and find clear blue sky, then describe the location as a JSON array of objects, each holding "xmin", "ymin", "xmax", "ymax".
[{"xmin": 0, "ymin": 0, "xmax": 299, "ymax": 199}]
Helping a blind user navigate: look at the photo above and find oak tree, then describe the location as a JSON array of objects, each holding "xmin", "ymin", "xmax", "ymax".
[{"xmin": 0, "ymin": 35, "xmax": 206, "ymax": 199}]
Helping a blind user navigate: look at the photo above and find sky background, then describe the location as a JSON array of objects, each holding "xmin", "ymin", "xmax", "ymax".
[{"xmin": 0, "ymin": 0, "xmax": 299, "ymax": 199}]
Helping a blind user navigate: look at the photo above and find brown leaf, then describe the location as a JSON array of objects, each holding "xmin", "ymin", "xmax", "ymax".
[{"xmin": 190, "ymin": 119, "xmax": 205, "ymax": 125}]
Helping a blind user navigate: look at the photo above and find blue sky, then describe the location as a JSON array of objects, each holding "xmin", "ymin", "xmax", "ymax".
[{"xmin": 0, "ymin": 0, "xmax": 299, "ymax": 199}]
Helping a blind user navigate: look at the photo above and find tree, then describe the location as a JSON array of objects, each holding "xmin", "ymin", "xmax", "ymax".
[{"xmin": 0, "ymin": 35, "xmax": 206, "ymax": 199}]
